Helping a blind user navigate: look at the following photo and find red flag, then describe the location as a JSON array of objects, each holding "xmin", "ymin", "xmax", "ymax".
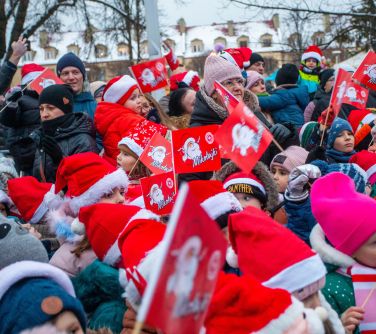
[
  {"xmin": 137, "ymin": 183, "xmax": 227, "ymax": 334},
  {"xmin": 215, "ymin": 101, "xmax": 273, "ymax": 173},
  {"xmin": 341, "ymin": 81, "xmax": 369, "ymax": 110},
  {"xmin": 140, "ymin": 171, "xmax": 176, "ymax": 215},
  {"xmin": 130, "ymin": 58, "xmax": 168, "ymax": 93},
  {"xmin": 330, "ymin": 69, "xmax": 352, "ymax": 116},
  {"xmin": 29, "ymin": 68, "xmax": 63, "ymax": 94},
  {"xmin": 171, "ymin": 125, "xmax": 221, "ymax": 174},
  {"xmin": 214, "ymin": 81, "xmax": 239, "ymax": 112},
  {"xmin": 352, "ymin": 50, "xmax": 376, "ymax": 91},
  {"xmin": 139, "ymin": 132, "xmax": 173, "ymax": 175},
  {"xmin": 163, "ymin": 42, "xmax": 180, "ymax": 71}
]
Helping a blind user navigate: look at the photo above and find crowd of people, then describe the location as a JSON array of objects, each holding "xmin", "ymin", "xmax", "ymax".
[{"xmin": 0, "ymin": 34, "xmax": 376, "ymax": 334}]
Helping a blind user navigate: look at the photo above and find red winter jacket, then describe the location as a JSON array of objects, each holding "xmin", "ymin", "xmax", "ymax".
[{"xmin": 94, "ymin": 101, "xmax": 144, "ymax": 166}]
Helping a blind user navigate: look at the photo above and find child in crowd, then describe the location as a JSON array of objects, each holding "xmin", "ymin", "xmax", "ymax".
[{"xmin": 298, "ymin": 45, "xmax": 322, "ymax": 98}]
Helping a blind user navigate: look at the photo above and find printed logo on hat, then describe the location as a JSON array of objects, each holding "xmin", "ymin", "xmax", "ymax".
[{"xmin": 62, "ymin": 97, "xmax": 70, "ymax": 105}]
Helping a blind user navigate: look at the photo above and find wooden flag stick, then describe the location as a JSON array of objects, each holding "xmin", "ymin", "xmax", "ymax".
[
  {"xmin": 361, "ymin": 283, "xmax": 376, "ymax": 308},
  {"xmin": 319, "ymin": 106, "xmax": 331, "ymax": 147},
  {"xmin": 128, "ymin": 157, "xmax": 141, "ymax": 178},
  {"xmin": 132, "ymin": 321, "xmax": 144, "ymax": 334}
]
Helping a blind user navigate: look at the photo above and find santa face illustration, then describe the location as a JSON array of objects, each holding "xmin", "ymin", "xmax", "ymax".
[
  {"xmin": 148, "ymin": 184, "xmax": 164, "ymax": 206},
  {"xmin": 167, "ymin": 236, "xmax": 202, "ymax": 298},
  {"xmin": 39, "ymin": 78, "xmax": 56, "ymax": 89},
  {"xmin": 365, "ymin": 64, "xmax": 376, "ymax": 84},
  {"xmin": 345, "ymin": 87, "xmax": 357, "ymax": 101},
  {"xmin": 337, "ymin": 81, "xmax": 347, "ymax": 100},
  {"xmin": 141, "ymin": 68, "xmax": 156, "ymax": 86},
  {"xmin": 232, "ymin": 124, "xmax": 255, "ymax": 156},
  {"xmin": 182, "ymin": 137, "xmax": 202, "ymax": 162},
  {"xmin": 148, "ymin": 146, "xmax": 166, "ymax": 164}
]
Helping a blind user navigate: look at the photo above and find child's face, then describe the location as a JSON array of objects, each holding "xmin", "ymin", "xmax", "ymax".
[
  {"xmin": 53, "ymin": 311, "xmax": 83, "ymax": 334},
  {"xmin": 353, "ymin": 233, "xmax": 376, "ymax": 268},
  {"xmin": 271, "ymin": 165, "xmax": 290, "ymax": 193},
  {"xmin": 98, "ymin": 187, "xmax": 125, "ymax": 204},
  {"xmin": 333, "ymin": 130, "xmax": 354, "ymax": 153},
  {"xmin": 305, "ymin": 58, "xmax": 318, "ymax": 70},
  {"xmin": 250, "ymin": 79, "xmax": 266, "ymax": 95},
  {"xmin": 117, "ymin": 146, "xmax": 138, "ymax": 172},
  {"xmin": 233, "ymin": 192, "xmax": 262, "ymax": 209},
  {"xmin": 123, "ymin": 88, "xmax": 143, "ymax": 114}
]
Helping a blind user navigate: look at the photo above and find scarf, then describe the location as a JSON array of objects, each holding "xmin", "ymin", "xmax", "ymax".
[
  {"xmin": 41, "ymin": 113, "xmax": 76, "ymax": 136},
  {"xmin": 299, "ymin": 64, "xmax": 321, "ymax": 76},
  {"xmin": 325, "ymin": 148, "xmax": 356, "ymax": 163},
  {"xmin": 351, "ymin": 263, "xmax": 376, "ymax": 333}
]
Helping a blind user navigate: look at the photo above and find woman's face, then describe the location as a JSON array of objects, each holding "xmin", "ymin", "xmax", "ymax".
[
  {"xmin": 124, "ymin": 89, "xmax": 143, "ymax": 114},
  {"xmin": 40, "ymin": 104, "xmax": 65, "ymax": 121},
  {"xmin": 250, "ymin": 79, "xmax": 266, "ymax": 94},
  {"xmin": 181, "ymin": 89, "xmax": 196, "ymax": 114},
  {"xmin": 220, "ymin": 77, "xmax": 245, "ymax": 101},
  {"xmin": 333, "ymin": 130, "xmax": 354, "ymax": 153},
  {"xmin": 98, "ymin": 187, "xmax": 125, "ymax": 204}
]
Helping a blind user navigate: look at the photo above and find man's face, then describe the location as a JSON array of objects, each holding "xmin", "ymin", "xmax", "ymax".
[
  {"xmin": 250, "ymin": 61, "xmax": 265, "ymax": 75},
  {"xmin": 59, "ymin": 66, "xmax": 84, "ymax": 94}
]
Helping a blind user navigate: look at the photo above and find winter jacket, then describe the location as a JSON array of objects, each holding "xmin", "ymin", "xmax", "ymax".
[
  {"xmin": 72, "ymin": 259, "xmax": 125, "ymax": 334},
  {"xmin": 0, "ymin": 60, "xmax": 17, "ymax": 95},
  {"xmin": 95, "ymin": 101, "xmax": 144, "ymax": 166},
  {"xmin": 31, "ymin": 112, "xmax": 98, "ymax": 182},
  {"xmin": 258, "ymin": 84, "xmax": 309, "ymax": 127},
  {"xmin": 304, "ymin": 87, "xmax": 327, "ymax": 122},
  {"xmin": 285, "ymin": 197, "xmax": 317, "ymax": 245},
  {"xmin": 0, "ymin": 89, "xmax": 40, "ymax": 173},
  {"xmin": 298, "ymin": 70, "xmax": 319, "ymax": 97},
  {"xmin": 311, "ymin": 90, "xmax": 331, "ymax": 121},
  {"xmin": 73, "ymin": 91, "xmax": 97, "ymax": 120}
]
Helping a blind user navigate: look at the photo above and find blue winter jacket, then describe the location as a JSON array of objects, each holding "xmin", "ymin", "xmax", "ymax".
[
  {"xmin": 258, "ymin": 85, "xmax": 309, "ymax": 127},
  {"xmin": 73, "ymin": 91, "xmax": 97, "ymax": 120},
  {"xmin": 285, "ymin": 197, "xmax": 317, "ymax": 245}
]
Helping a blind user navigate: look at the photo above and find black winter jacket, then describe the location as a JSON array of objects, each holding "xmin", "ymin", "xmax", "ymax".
[
  {"xmin": 0, "ymin": 60, "xmax": 17, "ymax": 95},
  {"xmin": 31, "ymin": 112, "xmax": 98, "ymax": 182}
]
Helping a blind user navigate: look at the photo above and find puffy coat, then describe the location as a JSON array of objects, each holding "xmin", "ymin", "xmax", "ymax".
[
  {"xmin": 73, "ymin": 91, "xmax": 97, "ymax": 120},
  {"xmin": 258, "ymin": 84, "xmax": 309, "ymax": 127},
  {"xmin": 0, "ymin": 89, "xmax": 40, "ymax": 173},
  {"xmin": 31, "ymin": 112, "xmax": 98, "ymax": 182},
  {"xmin": 0, "ymin": 60, "xmax": 17, "ymax": 95},
  {"xmin": 94, "ymin": 101, "xmax": 144, "ymax": 166},
  {"xmin": 298, "ymin": 70, "xmax": 319, "ymax": 97}
]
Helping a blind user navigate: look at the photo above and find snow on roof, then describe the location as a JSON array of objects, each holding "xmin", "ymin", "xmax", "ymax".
[{"xmin": 334, "ymin": 51, "xmax": 367, "ymax": 70}]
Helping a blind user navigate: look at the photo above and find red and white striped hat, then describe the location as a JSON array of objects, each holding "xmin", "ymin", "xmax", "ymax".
[
  {"xmin": 21, "ymin": 63, "xmax": 45, "ymax": 85},
  {"xmin": 102, "ymin": 75, "xmax": 138, "ymax": 105}
]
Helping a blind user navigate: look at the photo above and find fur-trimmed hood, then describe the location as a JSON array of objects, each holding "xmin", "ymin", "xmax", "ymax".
[
  {"xmin": 310, "ymin": 224, "xmax": 355, "ymax": 269},
  {"xmin": 212, "ymin": 161, "xmax": 279, "ymax": 211}
]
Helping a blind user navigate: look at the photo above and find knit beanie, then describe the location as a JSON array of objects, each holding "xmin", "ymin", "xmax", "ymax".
[
  {"xmin": 275, "ymin": 64, "xmax": 299, "ymax": 86},
  {"xmin": 310, "ymin": 159, "xmax": 367, "ymax": 193},
  {"xmin": 319, "ymin": 69, "xmax": 335, "ymax": 90},
  {"xmin": 246, "ymin": 70, "xmax": 264, "ymax": 90},
  {"xmin": 39, "ymin": 84, "xmax": 74, "ymax": 114},
  {"xmin": 21, "ymin": 63, "xmax": 45, "ymax": 85},
  {"xmin": 203, "ymin": 54, "xmax": 243, "ymax": 96},
  {"xmin": 327, "ymin": 117, "xmax": 353, "ymax": 149},
  {"xmin": 56, "ymin": 52, "xmax": 86, "ymax": 77},
  {"xmin": 249, "ymin": 52, "xmax": 264, "ymax": 66},
  {"xmin": 299, "ymin": 121, "xmax": 318, "ymax": 148},
  {"xmin": 168, "ymin": 88, "xmax": 191, "ymax": 117},
  {"xmin": 102, "ymin": 75, "xmax": 138, "ymax": 105},
  {"xmin": 0, "ymin": 157, "xmax": 18, "ymax": 192},
  {"xmin": 0, "ymin": 261, "xmax": 86, "ymax": 333},
  {"xmin": 90, "ymin": 80, "xmax": 106, "ymax": 99},
  {"xmin": 270, "ymin": 146, "xmax": 309, "ymax": 173},
  {"xmin": 311, "ymin": 172, "xmax": 376, "ymax": 256}
]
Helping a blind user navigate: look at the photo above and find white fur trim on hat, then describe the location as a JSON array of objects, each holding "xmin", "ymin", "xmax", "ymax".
[
  {"xmin": 69, "ymin": 168, "xmax": 129, "ymax": 215},
  {"xmin": 129, "ymin": 195, "xmax": 145, "ymax": 208},
  {"xmin": 201, "ymin": 191, "xmax": 243, "ymax": 220},
  {"xmin": 223, "ymin": 177, "xmax": 266, "ymax": 196},
  {"xmin": 103, "ymin": 240, "xmax": 121, "ymax": 265},
  {"xmin": 301, "ymin": 52, "xmax": 321, "ymax": 63},
  {"xmin": 71, "ymin": 217, "xmax": 86, "ymax": 235},
  {"xmin": 263, "ymin": 254, "xmax": 327, "ymax": 294},
  {"xmin": 21, "ymin": 71, "xmax": 43, "ymax": 85},
  {"xmin": 0, "ymin": 261, "xmax": 75, "ymax": 301},
  {"xmin": 183, "ymin": 71, "xmax": 199, "ymax": 86},
  {"xmin": 318, "ymin": 292, "xmax": 346, "ymax": 333},
  {"xmin": 103, "ymin": 75, "xmax": 138, "ymax": 103},
  {"xmin": 118, "ymin": 137, "xmax": 143, "ymax": 157},
  {"xmin": 226, "ymin": 246, "xmax": 238, "ymax": 268},
  {"xmin": 366, "ymin": 164, "xmax": 376, "ymax": 180},
  {"xmin": 30, "ymin": 185, "xmax": 61, "ymax": 225},
  {"xmin": 304, "ymin": 307, "xmax": 326, "ymax": 334}
]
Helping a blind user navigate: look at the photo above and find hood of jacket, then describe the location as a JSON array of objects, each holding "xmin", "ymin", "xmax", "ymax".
[
  {"xmin": 272, "ymin": 84, "xmax": 309, "ymax": 109},
  {"xmin": 212, "ymin": 160, "xmax": 279, "ymax": 211}
]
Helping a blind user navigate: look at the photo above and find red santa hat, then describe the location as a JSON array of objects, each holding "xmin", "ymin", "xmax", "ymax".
[
  {"xmin": 228, "ymin": 206, "xmax": 327, "ymax": 300},
  {"xmin": 118, "ymin": 119, "xmax": 168, "ymax": 157},
  {"xmin": 21, "ymin": 63, "xmax": 45, "ymax": 85},
  {"xmin": 188, "ymin": 180, "xmax": 242, "ymax": 222},
  {"xmin": 77, "ymin": 203, "xmax": 160, "ymax": 266},
  {"xmin": 169, "ymin": 71, "xmax": 200, "ymax": 91},
  {"xmin": 102, "ymin": 75, "xmax": 138, "ymax": 105},
  {"xmin": 350, "ymin": 150, "xmax": 376, "ymax": 184},
  {"xmin": 301, "ymin": 45, "xmax": 323, "ymax": 64},
  {"xmin": 220, "ymin": 47, "xmax": 252, "ymax": 70},
  {"xmin": 348, "ymin": 108, "xmax": 372, "ymax": 133},
  {"xmin": 204, "ymin": 272, "xmax": 327, "ymax": 334},
  {"xmin": 55, "ymin": 152, "xmax": 129, "ymax": 215},
  {"xmin": 8, "ymin": 176, "xmax": 61, "ymax": 224}
]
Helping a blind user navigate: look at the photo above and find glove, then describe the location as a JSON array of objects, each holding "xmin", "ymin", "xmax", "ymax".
[
  {"xmin": 284, "ymin": 164, "xmax": 321, "ymax": 202},
  {"xmin": 270, "ymin": 123, "xmax": 291, "ymax": 143},
  {"xmin": 41, "ymin": 135, "xmax": 64, "ymax": 164},
  {"xmin": 318, "ymin": 106, "xmax": 335, "ymax": 127},
  {"xmin": 5, "ymin": 86, "xmax": 22, "ymax": 102},
  {"xmin": 306, "ymin": 145, "xmax": 326, "ymax": 164},
  {"xmin": 146, "ymin": 108, "xmax": 161, "ymax": 124}
]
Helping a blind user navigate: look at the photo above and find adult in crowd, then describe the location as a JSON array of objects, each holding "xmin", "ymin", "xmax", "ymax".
[
  {"xmin": 168, "ymin": 86, "xmax": 196, "ymax": 129},
  {"xmin": 31, "ymin": 84, "xmax": 97, "ymax": 182},
  {"xmin": 89, "ymin": 81, "xmax": 106, "ymax": 103},
  {"xmin": 245, "ymin": 52, "xmax": 265, "ymax": 75}
]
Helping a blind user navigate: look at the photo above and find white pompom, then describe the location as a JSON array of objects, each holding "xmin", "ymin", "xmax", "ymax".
[
  {"xmin": 118, "ymin": 268, "xmax": 128, "ymax": 289},
  {"xmin": 315, "ymin": 306, "xmax": 329, "ymax": 321},
  {"xmin": 226, "ymin": 246, "xmax": 238, "ymax": 268},
  {"xmin": 71, "ymin": 218, "xmax": 85, "ymax": 235}
]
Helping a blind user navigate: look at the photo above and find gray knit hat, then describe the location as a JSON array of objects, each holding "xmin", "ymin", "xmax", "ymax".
[
  {"xmin": 0, "ymin": 158, "xmax": 18, "ymax": 192},
  {"xmin": 204, "ymin": 55, "xmax": 243, "ymax": 96}
]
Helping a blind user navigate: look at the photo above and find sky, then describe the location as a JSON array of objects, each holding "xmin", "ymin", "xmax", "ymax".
[{"xmin": 158, "ymin": 0, "xmax": 260, "ymax": 27}]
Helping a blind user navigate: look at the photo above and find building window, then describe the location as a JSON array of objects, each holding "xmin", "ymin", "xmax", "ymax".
[
  {"xmin": 260, "ymin": 34, "xmax": 272, "ymax": 47},
  {"xmin": 95, "ymin": 44, "xmax": 107, "ymax": 58},
  {"xmin": 67, "ymin": 44, "xmax": 80, "ymax": 55},
  {"xmin": 237, "ymin": 35, "xmax": 249, "ymax": 48},
  {"xmin": 117, "ymin": 43, "xmax": 128, "ymax": 57},
  {"xmin": 23, "ymin": 51, "xmax": 34, "ymax": 62},
  {"xmin": 214, "ymin": 37, "xmax": 227, "ymax": 48},
  {"xmin": 191, "ymin": 39, "xmax": 204, "ymax": 53},
  {"xmin": 44, "ymin": 47, "xmax": 57, "ymax": 60}
]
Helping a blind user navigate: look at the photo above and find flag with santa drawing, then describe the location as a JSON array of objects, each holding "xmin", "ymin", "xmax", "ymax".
[
  {"xmin": 352, "ymin": 50, "xmax": 376, "ymax": 92},
  {"xmin": 140, "ymin": 171, "xmax": 176, "ymax": 215},
  {"xmin": 136, "ymin": 183, "xmax": 227, "ymax": 334},
  {"xmin": 139, "ymin": 132, "xmax": 173, "ymax": 175},
  {"xmin": 214, "ymin": 81, "xmax": 239, "ymax": 112},
  {"xmin": 29, "ymin": 68, "xmax": 64, "ymax": 94},
  {"xmin": 171, "ymin": 125, "xmax": 221, "ymax": 174},
  {"xmin": 215, "ymin": 101, "xmax": 273, "ymax": 173},
  {"xmin": 130, "ymin": 58, "xmax": 169, "ymax": 93},
  {"xmin": 341, "ymin": 80, "xmax": 369, "ymax": 110}
]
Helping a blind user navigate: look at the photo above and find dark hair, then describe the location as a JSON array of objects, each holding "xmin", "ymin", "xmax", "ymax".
[{"xmin": 168, "ymin": 88, "xmax": 192, "ymax": 117}]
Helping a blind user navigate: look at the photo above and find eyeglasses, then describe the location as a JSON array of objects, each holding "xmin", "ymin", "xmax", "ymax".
[{"xmin": 222, "ymin": 78, "xmax": 245, "ymax": 88}]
